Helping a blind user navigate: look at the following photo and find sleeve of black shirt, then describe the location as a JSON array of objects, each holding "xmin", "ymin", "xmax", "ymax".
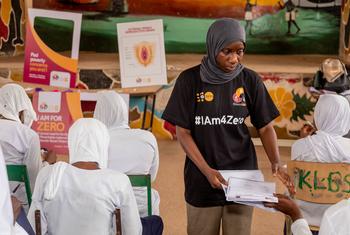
[
  {"xmin": 161, "ymin": 69, "xmax": 194, "ymax": 130},
  {"xmin": 248, "ymin": 74, "xmax": 280, "ymax": 129}
]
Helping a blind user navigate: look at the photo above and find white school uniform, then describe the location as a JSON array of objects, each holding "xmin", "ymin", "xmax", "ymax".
[
  {"xmin": 27, "ymin": 118, "xmax": 142, "ymax": 235},
  {"xmin": 291, "ymin": 94, "xmax": 350, "ymax": 227},
  {"xmin": 94, "ymin": 91, "xmax": 160, "ymax": 217}
]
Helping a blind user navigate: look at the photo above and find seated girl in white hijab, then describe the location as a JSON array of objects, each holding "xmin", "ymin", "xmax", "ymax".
[
  {"xmin": 291, "ymin": 94, "xmax": 350, "ymax": 228},
  {"xmin": 0, "ymin": 84, "xmax": 56, "ymax": 207},
  {"xmin": 94, "ymin": 91, "xmax": 160, "ymax": 217},
  {"xmin": 27, "ymin": 118, "xmax": 143, "ymax": 235}
]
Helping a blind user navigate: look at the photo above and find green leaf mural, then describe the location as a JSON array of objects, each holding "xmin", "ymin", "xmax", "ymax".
[{"xmin": 291, "ymin": 91, "xmax": 316, "ymax": 122}]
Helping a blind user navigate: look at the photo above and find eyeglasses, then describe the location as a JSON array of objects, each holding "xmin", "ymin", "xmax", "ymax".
[{"xmin": 220, "ymin": 48, "xmax": 245, "ymax": 57}]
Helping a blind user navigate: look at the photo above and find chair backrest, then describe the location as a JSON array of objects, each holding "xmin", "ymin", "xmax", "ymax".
[
  {"xmin": 128, "ymin": 174, "xmax": 152, "ymax": 216},
  {"xmin": 34, "ymin": 209, "xmax": 122, "ymax": 235},
  {"xmin": 286, "ymin": 161, "xmax": 350, "ymax": 233},
  {"xmin": 35, "ymin": 210, "xmax": 42, "ymax": 235},
  {"xmin": 287, "ymin": 161, "xmax": 350, "ymax": 204},
  {"xmin": 6, "ymin": 165, "xmax": 32, "ymax": 206},
  {"xmin": 115, "ymin": 208, "xmax": 122, "ymax": 235}
]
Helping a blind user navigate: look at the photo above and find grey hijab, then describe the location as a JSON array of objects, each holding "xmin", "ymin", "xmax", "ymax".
[{"xmin": 200, "ymin": 18, "xmax": 246, "ymax": 84}]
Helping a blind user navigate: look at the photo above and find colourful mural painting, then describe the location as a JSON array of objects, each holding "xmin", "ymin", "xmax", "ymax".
[
  {"xmin": 0, "ymin": 66, "xmax": 318, "ymax": 140},
  {"xmin": 29, "ymin": 0, "xmax": 340, "ymax": 54},
  {"xmin": 33, "ymin": 0, "xmax": 126, "ymax": 13},
  {"xmin": 0, "ymin": 0, "xmax": 25, "ymax": 56},
  {"xmin": 0, "ymin": 1, "xmax": 341, "ymax": 139}
]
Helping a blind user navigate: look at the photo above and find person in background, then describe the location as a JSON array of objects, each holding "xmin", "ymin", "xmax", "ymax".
[
  {"xmin": 279, "ymin": 0, "xmax": 301, "ymax": 34},
  {"xmin": 94, "ymin": 90, "xmax": 160, "ymax": 218},
  {"xmin": 0, "ymin": 84, "xmax": 56, "ymax": 208},
  {"xmin": 291, "ymin": 94, "xmax": 350, "ymax": 231},
  {"xmin": 312, "ymin": 58, "xmax": 350, "ymax": 138},
  {"xmin": 265, "ymin": 194, "xmax": 350, "ymax": 235},
  {"xmin": 244, "ymin": 0, "xmax": 257, "ymax": 36},
  {"xmin": 27, "ymin": 118, "xmax": 163, "ymax": 235}
]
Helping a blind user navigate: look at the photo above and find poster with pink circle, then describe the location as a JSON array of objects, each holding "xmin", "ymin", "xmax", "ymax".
[
  {"xmin": 23, "ymin": 9, "xmax": 82, "ymax": 88},
  {"xmin": 117, "ymin": 19, "xmax": 167, "ymax": 88}
]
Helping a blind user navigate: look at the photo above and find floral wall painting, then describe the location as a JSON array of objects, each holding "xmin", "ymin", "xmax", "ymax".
[
  {"xmin": 0, "ymin": 0, "xmax": 25, "ymax": 56},
  {"xmin": 157, "ymin": 72, "xmax": 318, "ymax": 140},
  {"xmin": 0, "ymin": 66, "xmax": 320, "ymax": 140}
]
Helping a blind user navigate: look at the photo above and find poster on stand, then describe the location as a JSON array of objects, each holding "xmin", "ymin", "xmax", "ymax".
[
  {"xmin": 117, "ymin": 19, "xmax": 167, "ymax": 88},
  {"xmin": 31, "ymin": 91, "xmax": 83, "ymax": 154},
  {"xmin": 23, "ymin": 8, "xmax": 82, "ymax": 88}
]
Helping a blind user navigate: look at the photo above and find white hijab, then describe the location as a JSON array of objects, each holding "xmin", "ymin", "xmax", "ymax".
[
  {"xmin": 319, "ymin": 199, "xmax": 350, "ymax": 235},
  {"xmin": 93, "ymin": 91, "xmax": 129, "ymax": 130},
  {"xmin": 305, "ymin": 94, "xmax": 350, "ymax": 162},
  {"xmin": 0, "ymin": 84, "xmax": 37, "ymax": 126},
  {"xmin": 44, "ymin": 118, "xmax": 110, "ymax": 200}
]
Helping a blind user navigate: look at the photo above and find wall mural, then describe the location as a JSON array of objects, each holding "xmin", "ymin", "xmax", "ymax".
[
  {"xmin": 33, "ymin": 0, "xmax": 125, "ymax": 13},
  {"xmin": 29, "ymin": 0, "xmax": 340, "ymax": 54},
  {"xmin": 0, "ymin": 0, "xmax": 340, "ymax": 138},
  {"xmin": 0, "ymin": 0, "xmax": 25, "ymax": 56},
  {"xmin": 0, "ymin": 67, "xmax": 317, "ymax": 140}
]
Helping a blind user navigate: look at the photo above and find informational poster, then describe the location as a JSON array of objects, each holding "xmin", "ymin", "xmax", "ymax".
[
  {"xmin": 31, "ymin": 91, "xmax": 83, "ymax": 154},
  {"xmin": 23, "ymin": 9, "xmax": 82, "ymax": 88},
  {"xmin": 117, "ymin": 19, "xmax": 167, "ymax": 88}
]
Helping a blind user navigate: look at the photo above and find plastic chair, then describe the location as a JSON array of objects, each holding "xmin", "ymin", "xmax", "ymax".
[
  {"xmin": 115, "ymin": 208, "xmax": 122, "ymax": 235},
  {"xmin": 35, "ymin": 210, "xmax": 41, "ymax": 235},
  {"xmin": 6, "ymin": 165, "xmax": 32, "ymax": 206},
  {"xmin": 128, "ymin": 174, "xmax": 152, "ymax": 216},
  {"xmin": 34, "ymin": 209, "xmax": 122, "ymax": 235}
]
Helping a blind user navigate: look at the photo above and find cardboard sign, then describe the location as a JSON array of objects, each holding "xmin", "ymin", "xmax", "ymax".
[
  {"xmin": 31, "ymin": 91, "xmax": 83, "ymax": 154},
  {"xmin": 117, "ymin": 19, "xmax": 167, "ymax": 88},
  {"xmin": 23, "ymin": 9, "xmax": 82, "ymax": 88},
  {"xmin": 288, "ymin": 161, "xmax": 350, "ymax": 204}
]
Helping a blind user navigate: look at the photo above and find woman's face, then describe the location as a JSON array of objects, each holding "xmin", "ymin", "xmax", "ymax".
[{"xmin": 216, "ymin": 41, "xmax": 245, "ymax": 73}]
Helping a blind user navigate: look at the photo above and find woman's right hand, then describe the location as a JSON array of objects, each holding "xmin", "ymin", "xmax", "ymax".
[{"xmin": 204, "ymin": 168, "xmax": 227, "ymax": 189}]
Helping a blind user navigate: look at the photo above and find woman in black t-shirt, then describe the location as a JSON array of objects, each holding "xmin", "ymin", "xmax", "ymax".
[{"xmin": 162, "ymin": 18, "xmax": 287, "ymax": 235}]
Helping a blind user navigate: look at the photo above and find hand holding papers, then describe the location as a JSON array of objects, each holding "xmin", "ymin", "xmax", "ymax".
[
  {"xmin": 225, "ymin": 177, "xmax": 277, "ymax": 203},
  {"xmin": 220, "ymin": 170, "xmax": 278, "ymax": 211}
]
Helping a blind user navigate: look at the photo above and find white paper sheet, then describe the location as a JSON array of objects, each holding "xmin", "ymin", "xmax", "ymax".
[
  {"xmin": 221, "ymin": 172, "xmax": 278, "ymax": 212},
  {"xmin": 219, "ymin": 170, "xmax": 264, "ymax": 182}
]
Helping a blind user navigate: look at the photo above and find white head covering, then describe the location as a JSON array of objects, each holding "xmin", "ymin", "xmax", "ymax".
[
  {"xmin": 93, "ymin": 91, "xmax": 129, "ymax": 129},
  {"xmin": 306, "ymin": 94, "xmax": 350, "ymax": 162},
  {"xmin": 68, "ymin": 118, "xmax": 110, "ymax": 168},
  {"xmin": 0, "ymin": 84, "xmax": 37, "ymax": 126},
  {"xmin": 319, "ymin": 199, "xmax": 350, "ymax": 235},
  {"xmin": 44, "ymin": 118, "xmax": 110, "ymax": 200},
  {"xmin": 0, "ymin": 146, "xmax": 14, "ymax": 233}
]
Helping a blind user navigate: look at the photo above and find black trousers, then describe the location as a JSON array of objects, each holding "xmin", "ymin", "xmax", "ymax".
[{"xmin": 141, "ymin": 215, "xmax": 164, "ymax": 235}]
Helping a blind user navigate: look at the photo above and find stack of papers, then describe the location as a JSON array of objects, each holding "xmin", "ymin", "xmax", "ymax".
[
  {"xmin": 219, "ymin": 170, "xmax": 264, "ymax": 182},
  {"xmin": 220, "ymin": 170, "xmax": 278, "ymax": 211}
]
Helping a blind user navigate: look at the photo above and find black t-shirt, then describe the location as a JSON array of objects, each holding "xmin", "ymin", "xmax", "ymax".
[{"xmin": 162, "ymin": 65, "xmax": 280, "ymax": 207}]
